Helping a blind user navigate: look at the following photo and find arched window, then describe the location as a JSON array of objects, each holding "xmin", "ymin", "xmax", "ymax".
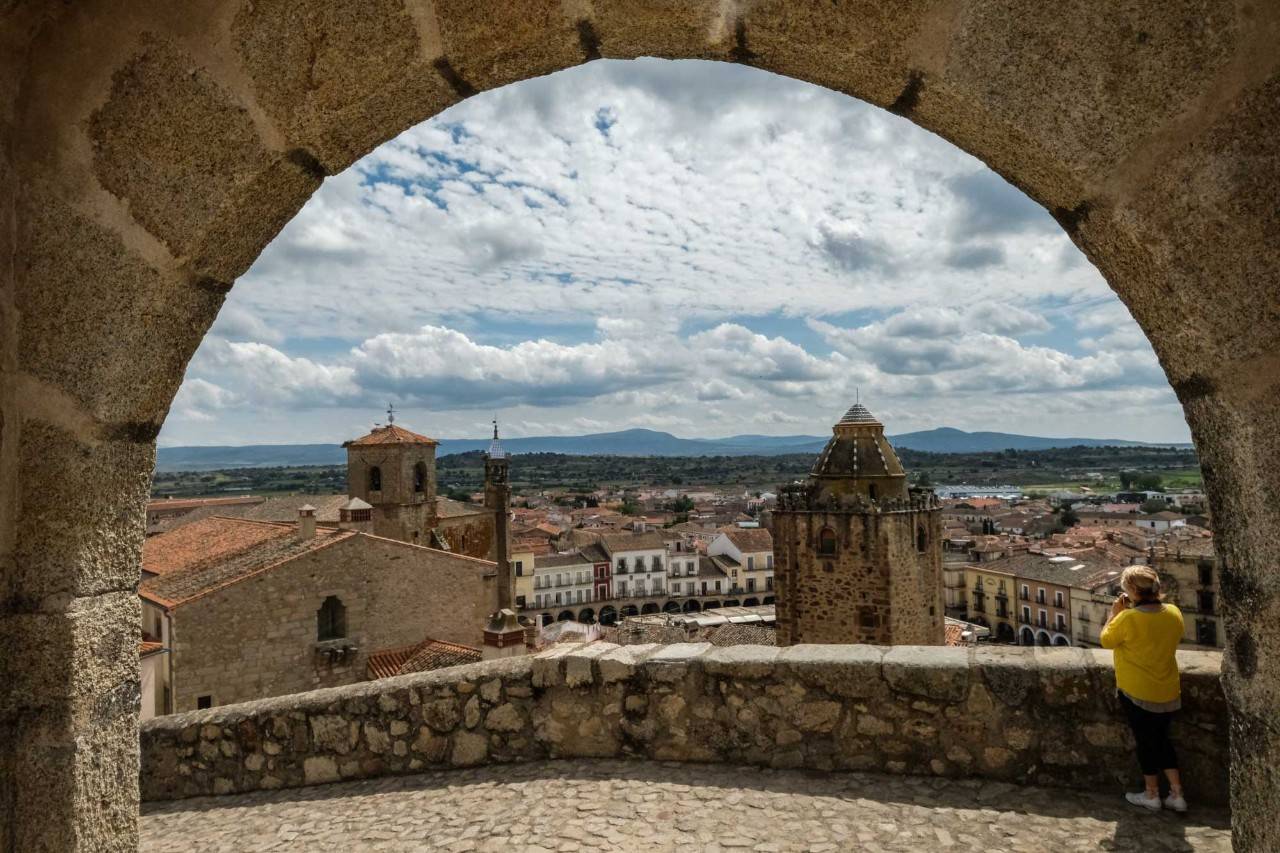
[
  {"xmin": 368, "ymin": 466, "xmax": 382, "ymax": 492},
  {"xmin": 413, "ymin": 462, "xmax": 427, "ymax": 493},
  {"xmin": 868, "ymin": 483, "xmax": 878, "ymax": 501},
  {"xmin": 317, "ymin": 596, "xmax": 346, "ymax": 641},
  {"xmin": 917, "ymin": 527, "xmax": 927, "ymax": 553},
  {"xmin": 818, "ymin": 527, "xmax": 837, "ymax": 556}
]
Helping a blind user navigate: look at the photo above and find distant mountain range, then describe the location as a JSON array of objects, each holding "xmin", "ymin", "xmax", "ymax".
[{"xmin": 154, "ymin": 427, "xmax": 1187, "ymax": 472}]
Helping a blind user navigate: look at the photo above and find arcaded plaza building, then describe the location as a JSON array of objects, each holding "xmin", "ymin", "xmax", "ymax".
[{"xmin": 773, "ymin": 403, "xmax": 944, "ymax": 646}]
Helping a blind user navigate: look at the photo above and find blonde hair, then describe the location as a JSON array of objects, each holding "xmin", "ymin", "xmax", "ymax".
[{"xmin": 1121, "ymin": 565, "xmax": 1162, "ymax": 603}]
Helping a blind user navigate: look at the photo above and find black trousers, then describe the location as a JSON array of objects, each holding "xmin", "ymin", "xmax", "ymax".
[{"xmin": 1120, "ymin": 692, "xmax": 1179, "ymax": 775}]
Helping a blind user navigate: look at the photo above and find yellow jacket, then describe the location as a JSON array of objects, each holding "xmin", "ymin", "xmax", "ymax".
[{"xmin": 1100, "ymin": 604, "xmax": 1184, "ymax": 704}]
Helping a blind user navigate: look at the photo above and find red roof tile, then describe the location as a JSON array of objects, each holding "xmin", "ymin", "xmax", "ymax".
[
  {"xmin": 367, "ymin": 637, "xmax": 481, "ymax": 679},
  {"xmin": 140, "ymin": 517, "xmax": 351, "ymax": 607},
  {"xmin": 343, "ymin": 423, "xmax": 438, "ymax": 447}
]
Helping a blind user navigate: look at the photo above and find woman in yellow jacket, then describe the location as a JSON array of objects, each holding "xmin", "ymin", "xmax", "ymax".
[{"xmin": 1100, "ymin": 565, "xmax": 1187, "ymax": 813}]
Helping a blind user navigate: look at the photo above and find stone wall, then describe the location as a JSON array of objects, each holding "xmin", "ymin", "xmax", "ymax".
[
  {"xmin": 140, "ymin": 644, "xmax": 1229, "ymax": 806},
  {"xmin": 168, "ymin": 535, "xmax": 495, "ymax": 712},
  {"xmin": 774, "ymin": 507, "xmax": 944, "ymax": 645}
]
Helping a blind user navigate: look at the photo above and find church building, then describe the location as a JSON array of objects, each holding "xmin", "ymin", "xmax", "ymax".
[{"xmin": 772, "ymin": 401, "xmax": 944, "ymax": 645}]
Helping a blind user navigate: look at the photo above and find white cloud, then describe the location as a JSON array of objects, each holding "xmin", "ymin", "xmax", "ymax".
[{"xmin": 159, "ymin": 59, "xmax": 1188, "ymax": 446}]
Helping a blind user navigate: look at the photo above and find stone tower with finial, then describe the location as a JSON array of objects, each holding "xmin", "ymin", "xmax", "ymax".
[
  {"xmin": 772, "ymin": 400, "xmax": 943, "ymax": 645},
  {"xmin": 481, "ymin": 421, "xmax": 524, "ymax": 658},
  {"xmin": 341, "ymin": 404, "xmax": 439, "ymax": 545}
]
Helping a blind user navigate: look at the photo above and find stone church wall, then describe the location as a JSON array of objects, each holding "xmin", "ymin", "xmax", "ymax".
[
  {"xmin": 140, "ymin": 644, "xmax": 1229, "ymax": 806},
  {"xmin": 168, "ymin": 536, "xmax": 495, "ymax": 712},
  {"xmin": 436, "ymin": 511, "xmax": 497, "ymax": 561},
  {"xmin": 775, "ymin": 508, "xmax": 943, "ymax": 645}
]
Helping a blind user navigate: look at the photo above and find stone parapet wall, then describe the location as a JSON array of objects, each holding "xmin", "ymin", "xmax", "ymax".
[{"xmin": 140, "ymin": 644, "xmax": 1229, "ymax": 805}]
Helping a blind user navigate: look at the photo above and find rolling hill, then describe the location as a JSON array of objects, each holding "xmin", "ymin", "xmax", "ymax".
[{"xmin": 154, "ymin": 427, "xmax": 1185, "ymax": 472}]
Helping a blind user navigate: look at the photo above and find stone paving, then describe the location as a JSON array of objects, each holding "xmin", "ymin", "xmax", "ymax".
[{"xmin": 140, "ymin": 760, "xmax": 1231, "ymax": 852}]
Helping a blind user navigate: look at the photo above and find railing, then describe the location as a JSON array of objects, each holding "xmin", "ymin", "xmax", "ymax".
[{"xmin": 140, "ymin": 646, "xmax": 1231, "ymax": 806}]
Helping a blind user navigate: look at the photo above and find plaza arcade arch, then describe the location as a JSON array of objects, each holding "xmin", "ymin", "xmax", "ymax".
[{"xmin": 2, "ymin": 3, "xmax": 1278, "ymax": 850}]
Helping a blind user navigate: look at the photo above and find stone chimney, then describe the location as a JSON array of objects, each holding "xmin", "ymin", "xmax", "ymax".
[
  {"xmin": 482, "ymin": 608, "xmax": 527, "ymax": 660},
  {"xmin": 297, "ymin": 504, "xmax": 317, "ymax": 541}
]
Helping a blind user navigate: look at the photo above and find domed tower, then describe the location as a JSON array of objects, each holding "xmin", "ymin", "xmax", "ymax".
[
  {"xmin": 342, "ymin": 411, "xmax": 439, "ymax": 545},
  {"xmin": 773, "ymin": 401, "xmax": 943, "ymax": 646}
]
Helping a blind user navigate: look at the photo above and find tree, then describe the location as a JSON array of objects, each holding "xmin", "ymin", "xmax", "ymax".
[
  {"xmin": 1140, "ymin": 498, "xmax": 1172, "ymax": 513},
  {"xmin": 915, "ymin": 471, "xmax": 933, "ymax": 487},
  {"xmin": 667, "ymin": 494, "xmax": 695, "ymax": 513},
  {"xmin": 618, "ymin": 499, "xmax": 640, "ymax": 516},
  {"xmin": 1059, "ymin": 506, "xmax": 1080, "ymax": 528}
]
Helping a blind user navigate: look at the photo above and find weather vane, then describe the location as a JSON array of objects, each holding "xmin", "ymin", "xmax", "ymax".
[{"xmin": 386, "ymin": 402, "xmax": 396, "ymax": 424}]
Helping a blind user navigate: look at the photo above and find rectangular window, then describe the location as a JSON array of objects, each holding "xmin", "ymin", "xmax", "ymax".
[
  {"xmin": 1037, "ymin": 588, "xmax": 1046, "ymax": 605},
  {"xmin": 516, "ymin": 595, "xmax": 526, "ymax": 608},
  {"xmin": 1038, "ymin": 609, "xmax": 1047, "ymax": 627},
  {"xmin": 1199, "ymin": 563, "xmax": 1214, "ymax": 587},
  {"xmin": 555, "ymin": 593, "xmax": 561, "ymax": 605},
  {"xmin": 766, "ymin": 555, "xmax": 774, "ymax": 570},
  {"xmin": 715, "ymin": 581, "xmax": 722, "ymax": 592},
  {"xmin": 514, "ymin": 561, "xmax": 523, "ymax": 577},
  {"xmin": 1022, "ymin": 606, "xmax": 1031, "ymax": 623},
  {"xmin": 197, "ymin": 695, "xmax": 213, "ymax": 710},
  {"xmin": 1056, "ymin": 614, "xmax": 1066, "ymax": 631},
  {"xmin": 747, "ymin": 556, "xmax": 755, "ymax": 571},
  {"xmin": 766, "ymin": 576, "xmax": 773, "ymax": 591},
  {"xmin": 1021, "ymin": 584, "xmax": 1029, "ymax": 600},
  {"xmin": 1054, "ymin": 591, "xmax": 1064, "ymax": 608},
  {"xmin": 1198, "ymin": 590, "xmax": 1216, "ymax": 615}
]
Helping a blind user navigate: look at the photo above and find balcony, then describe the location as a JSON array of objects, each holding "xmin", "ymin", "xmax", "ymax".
[{"xmin": 138, "ymin": 644, "xmax": 1231, "ymax": 853}]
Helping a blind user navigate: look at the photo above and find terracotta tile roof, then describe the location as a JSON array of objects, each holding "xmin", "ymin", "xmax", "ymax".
[
  {"xmin": 149, "ymin": 494, "xmax": 350, "ymax": 533},
  {"xmin": 594, "ymin": 530, "xmax": 666, "ymax": 554},
  {"xmin": 698, "ymin": 555, "xmax": 731, "ymax": 578},
  {"xmin": 148, "ymin": 496, "xmax": 264, "ymax": 514},
  {"xmin": 436, "ymin": 497, "xmax": 490, "ymax": 519},
  {"xmin": 343, "ymin": 423, "xmax": 438, "ymax": 447},
  {"xmin": 140, "ymin": 517, "xmax": 352, "ymax": 607},
  {"xmin": 366, "ymin": 637, "xmax": 482, "ymax": 679},
  {"xmin": 944, "ymin": 622, "xmax": 967, "ymax": 646},
  {"xmin": 139, "ymin": 641, "xmax": 165, "ymax": 656},
  {"xmin": 718, "ymin": 527, "xmax": 773, "ymax": 553},
  {"xmin": 534, "ymin": 551, "xmax": 594, "ymax": 569}
]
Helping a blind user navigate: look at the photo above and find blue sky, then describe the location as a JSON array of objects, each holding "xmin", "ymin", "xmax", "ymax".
[{"xmin": 162, "ymin": 59, "xmax": 1189, "ymax": 446}]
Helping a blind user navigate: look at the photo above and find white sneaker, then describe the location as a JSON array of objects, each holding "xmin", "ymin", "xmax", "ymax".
[
  {"xmin": 1164, "ymin": 793, "xmax": 1188, "ymax": 813},
  {"xmin": 1125, "ymin": 791, "xmax": 1162, "ymax": 811}
]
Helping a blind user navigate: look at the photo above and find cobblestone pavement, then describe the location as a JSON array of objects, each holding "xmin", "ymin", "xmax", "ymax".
[{"xmin": 140, "ymin": 760, "xmax": 1231, "ymax": 852}]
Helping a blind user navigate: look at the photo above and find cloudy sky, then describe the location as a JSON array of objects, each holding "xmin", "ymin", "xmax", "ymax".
[{"xmin": 161, "ymin": 59, "xmax": 1189, "ymax": 447}]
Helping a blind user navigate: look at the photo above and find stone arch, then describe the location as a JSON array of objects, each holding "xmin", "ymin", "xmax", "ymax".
[
  {"xmin": 1053, "ymin": 635, "xmax": 1071, "ymax": 647},
  {"xmin": 818, "ymin": 527, "xmax": 837, "ymax": 556},
  {"xmin": 703, "ymin": 601, "xmax": 721, "ymax": 611},
  {"xmin": 640, "ymin": 603, "xmax": 660, "ymax": 615},
  {"xmin": 368, "ymin": 466, "xmax": 383, "ymax": 492},
  {"xmin": 662, "ymin": 601, "xmax": 681, "ymax": 613},
  {"xmin": 1037, "ymin": 631, "xmax": 1052, "ymax": 647},
  {"xmin": 743, "ymin": 597, "xmax": 760, "ymax": 607},
  {"xmin": 599, "ymin": 606, "xmax": 618, "ymax": 626},
  {"xmin": 556, "ymin": 610, "xmax": 574, "ymax": 622},
  {"xmin": 578, "ymin": 608, "xmax": 595, "ymax": 624},
  {"xmin": 316, "ymin": 595, "xmax": 347, "ymax": 641},
  {"xmin": 682, "ymin": 600, "xmax": 701, "ymax": 613},
  {"xmin": 763, "ymin": 596, "xmax": 776, "ymax": 606},
  {"xmin": 540, "ymin": 613, "xmax": 553, "ymax": 627},
  {"xmin": 1020, "ymin": 627, "xmax": 1036, "ymax": 646},
  {"xmin": 4, "ymin": 4, "xmax": 1280, "ymax": 848},
  {"xmin": 996, "ymin": 622, "xmax": 1016, "ymax": 643},
  {"xmin": 723, "ymin": 599, "xmax": 741, "ymax": 608},
  {"xmin": 620, "ymin": 605, "xmax": 640, "ymax": 618}
]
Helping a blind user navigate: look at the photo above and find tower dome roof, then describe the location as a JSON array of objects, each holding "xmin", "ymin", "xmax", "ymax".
[{"xmin": 839, "ymin": 402, "xmax": 879, "ymax": 424}]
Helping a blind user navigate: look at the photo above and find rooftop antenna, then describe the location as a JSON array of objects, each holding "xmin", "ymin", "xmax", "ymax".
[
  {"xmin": 856, "ymin": 387, "xmax": 860, "ymax": 405},
  {"xmin": 386, "ymin": 402, "xmax": 396, "ymax": 425}
]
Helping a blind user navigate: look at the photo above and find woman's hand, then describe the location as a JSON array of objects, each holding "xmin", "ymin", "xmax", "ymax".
[{"xmin": 1111, "ymin": 594, "xmax": 1129, "ymax": 618}]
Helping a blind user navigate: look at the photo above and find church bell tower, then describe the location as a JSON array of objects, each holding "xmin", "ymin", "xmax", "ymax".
[
  {"xmin": 773, "ymin": 401, "xmax": 943, "ymax": 646},
  {"xmin": 341, "ymin": 406, "xmax": 439, "ymax": 545},
  {"xmin": 481, "ymin": 422, "xmax": 524, "ymax": 659}
]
